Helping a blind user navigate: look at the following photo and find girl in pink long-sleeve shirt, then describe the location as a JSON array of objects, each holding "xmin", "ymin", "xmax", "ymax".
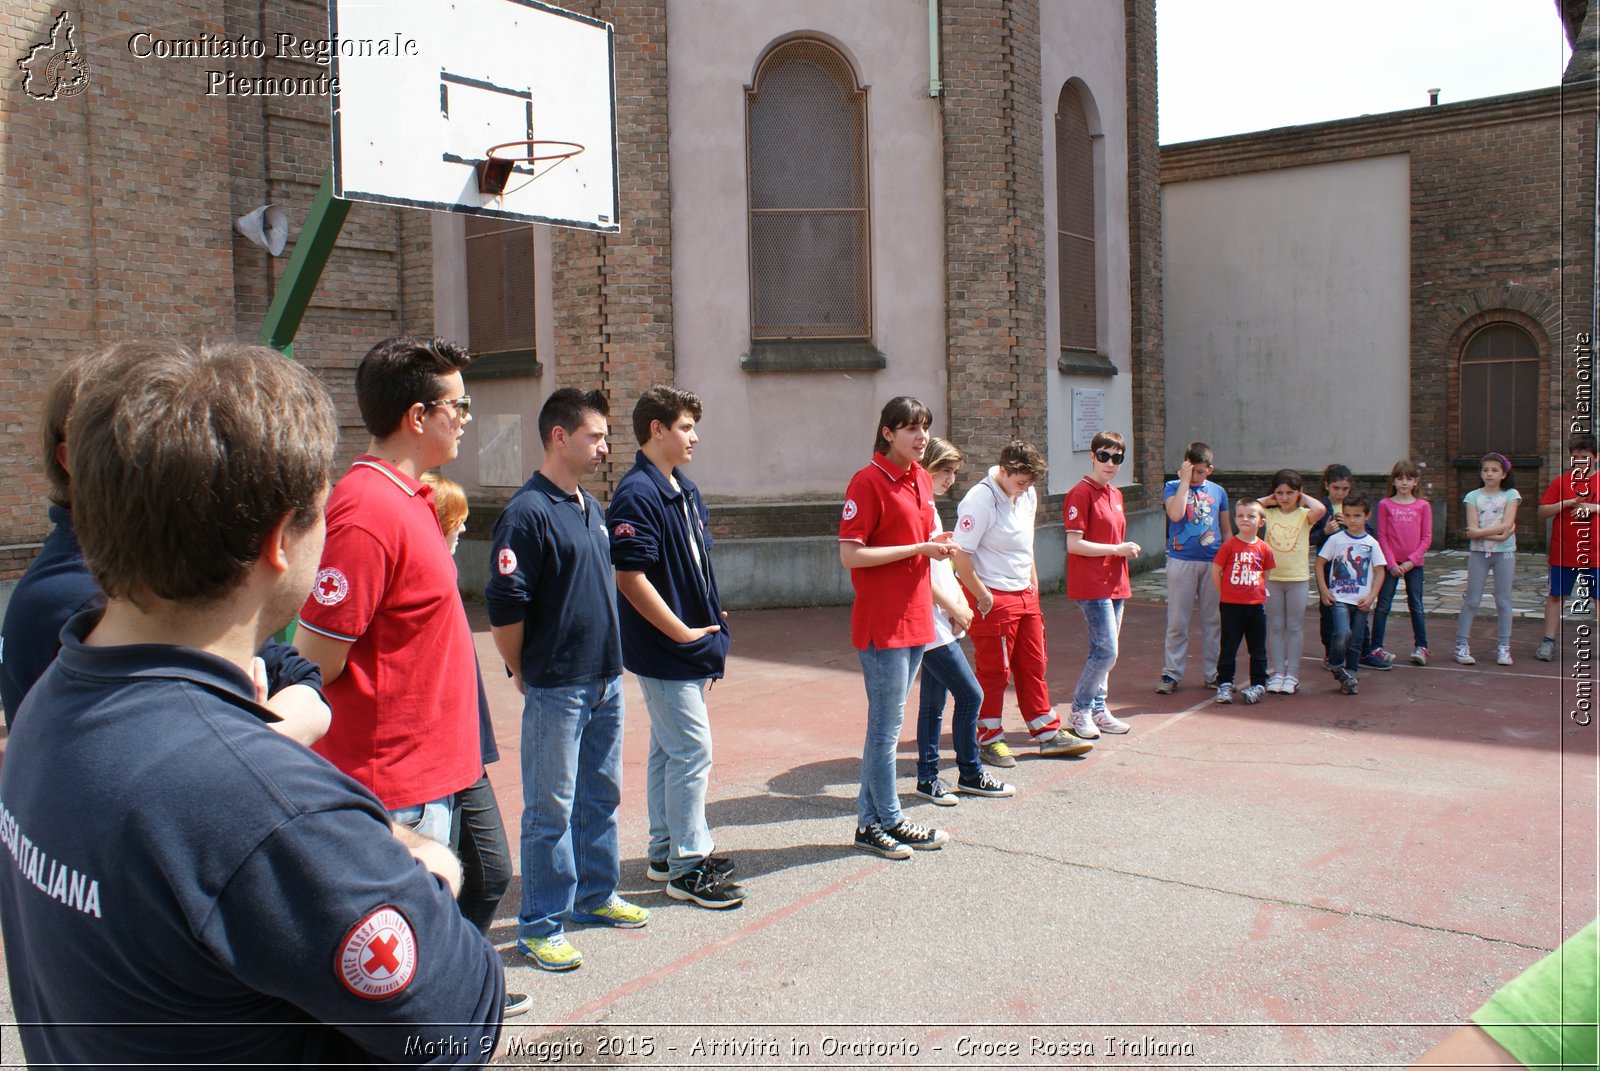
[{"xmin": 1370, "ymin": 460, "xmax": 1433, "ymax": 665}]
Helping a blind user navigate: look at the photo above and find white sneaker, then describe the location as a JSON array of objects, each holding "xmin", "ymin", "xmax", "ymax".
[
  {"xmin": 1266, "ymin": 674, "xmax": 1285, "ymax": 694},
  {"xmin": 1282, "ymin": 675, "xmax": 1299, "ymax": 694},
  {"xmin": 1214, "ymin": 682, "xmax": 1234, "ymax": 704},
  {"xmin": 1241, "ymin": 684, "xmax": 1266, "ymax": 705},
  {"xmin": 1091, "ymin": 709, "xmax": 1130, "ymax": 734},
  {"xmin": 1454, "ymin": 644, "xmax": 1476, "ymax": 665},
  {"xmin": 1066, "ymin": 709, "xmax": 1100, "ymax": 740},
  {"xmin": 1496, "ymin": 645, "xmax": 1513, "ymax": 666}
]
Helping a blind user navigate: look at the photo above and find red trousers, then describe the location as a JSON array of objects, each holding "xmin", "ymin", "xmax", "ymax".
[{"xmin": 963, "ymin": 586, "xmax": 1058, "ymax": 744}]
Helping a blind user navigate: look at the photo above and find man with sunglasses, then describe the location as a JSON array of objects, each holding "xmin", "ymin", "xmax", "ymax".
[{"xmin": 297, "ymin": 336, "xmax": 484, "ymax": 854}]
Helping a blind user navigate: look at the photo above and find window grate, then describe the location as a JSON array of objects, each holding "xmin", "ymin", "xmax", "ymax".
[
  {"xmin": 465, "ymin": 216, "xmax": 536, "ymax": 360},
  {"xmin": 747, "ymin": 41, "xmax": 871, "ymax": 341},
  {"xmin": 1460, "ymin": 323, "xmax": 1538, "ymax": 457},
  {"xmin": 1056, "ymin": 83, "xmax": 1096, "ymax": 353}
]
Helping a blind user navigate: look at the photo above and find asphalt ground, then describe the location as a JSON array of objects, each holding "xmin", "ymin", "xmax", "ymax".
[
  {"xmin": 462, "ymin": 591, "xmax": 1596, "ymax": 1070},
  {"xmin": 0, "ymin": 585, "xmax": 1591, "ymax": 1069}
]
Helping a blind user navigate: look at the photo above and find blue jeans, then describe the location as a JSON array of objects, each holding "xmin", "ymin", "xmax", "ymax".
[
  {"xmin": 389, "ymin": 796, "xmax": 453, "ymax": 847},
  {"xmin": 636, "ymin": 675, "xmax": 714, "ymax": 881},
  {"xmin": 1326, "ymin": 603, "xmax": 1369, "ymax": 675},
  {"xmin": 517, "ymin": 675, "xmax": 624, "ymax": 939},
  {"xmin": 1370, "ymin": 567, "xmax": 1428, "ymax": 652},
  {"xmin": 916, "ymin": 640, "xmax": 982, "ymax": 782},
  {"xmin": 1072, "ymin": 598, "xmax": 1124, "ymax": 713},
  {"xmin": 857, "ymin": 643, "xmax": 924, "ymax": 830}
]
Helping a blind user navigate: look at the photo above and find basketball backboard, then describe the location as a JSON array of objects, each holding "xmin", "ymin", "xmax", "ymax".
[{"xmin": 330, "ymin": 0, "xmax": 619, "ymax": 232}]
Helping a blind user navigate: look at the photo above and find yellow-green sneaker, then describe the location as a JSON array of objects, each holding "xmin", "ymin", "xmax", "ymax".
[
  {"xmin": 518, "ymin": 933, "xmax": 583, "ymax": 971},
  {"xmin": 571, "ymin": 896, "xmax": 650, "ymax": 929}
]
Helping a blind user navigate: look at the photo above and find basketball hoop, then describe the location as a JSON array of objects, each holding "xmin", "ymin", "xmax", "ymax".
[{"xmin": 476, "ymin": 140, "xmax": 586, "ymax": 195}]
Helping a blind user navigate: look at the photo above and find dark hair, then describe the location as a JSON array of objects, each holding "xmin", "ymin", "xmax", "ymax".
[
  {"xmin": 355, "ymin": 335, "xmax": 471, "ymax": 439},
  {"xmin": 1341, "ymin": 494, "xmax": 1370, "ymax": 514},
  {"xmin": 1387, "ymin": 458, "xmax": 1420, "ymax": 497},
  {"xmin": 1570, "ymin": 431, "xmax": 1597, "ymax": 455},
  {"xmin": 69, "ymin": 341, "xmax": 336, "ymax": 604},
  {"xmin": 1322, "ymin": 463, "xmax": 1353, "ymax": 490},
  {"xmin": 1480, "ymin": 452, "xmax": 1516, "ymax": 490},
  {"xmin": 1090, "ymin": 431, "xmax": 1125, "ymax": 454},
  {"xmin": 1270, "ymin": 468, "xmax": 1303, "ymax": 493},
  {"xmin": 538, "ymin": 388, "xmax": 610, "ymax": 446},
  {"xmin": 998, "ymin": 440, "xmax": 1047, "ymax": 481},
  {"xmin": 41, "ymin": 349, "xmax": 117, "ymax": 509},
  {"xmin": 1184, "ymin": 442, "xmax": 1213, "ymax": 466},
  {"xmin": 872, "ymin": 396, "xmax": 932, "ymax": 455},
  {"xmin": 632, "ymin": 386, "xmax": 703, "ymax": 446}
]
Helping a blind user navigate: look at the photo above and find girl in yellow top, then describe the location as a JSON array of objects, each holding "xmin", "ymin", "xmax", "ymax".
[{"xmin": 1261, "ymin": 468, "xmax": 1327, "ymax": 694}]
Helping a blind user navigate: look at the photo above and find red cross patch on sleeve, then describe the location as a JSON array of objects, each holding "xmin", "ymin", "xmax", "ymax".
[
  {"xmin": 613, "ymin": 522, "xmax": 636, "ymax": 538},
  {"xmin": 496, "ymin": 547, "xmax": 518, "ymax": 576},
  {"xmin": 311, "ymin": 568, "xmax": 348, "ymax": 606},
  {"xmin": 336, "ymin": 906, "xmax": 417, "ymax": 999}
]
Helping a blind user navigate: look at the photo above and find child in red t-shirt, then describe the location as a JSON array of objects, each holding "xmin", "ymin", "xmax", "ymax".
[
  {"xmin": 1210, "ymin": 498, "xmax": 1277, "ymax": 705},
  {"xmin": 1536, "ymin": 431, "xmax": 1598, "ymax": 662}
]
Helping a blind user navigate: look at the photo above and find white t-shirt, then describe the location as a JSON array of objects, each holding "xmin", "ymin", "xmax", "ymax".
[
  {"xmin": 1317, "ymin": 530, "xmax": 1387, "ymax": 605},
  {"xmin": 952, "ymin": 467, "xmax": 1036, "ymax": 591},
  {"xmin": 928, "ymin": 512, "xmax": 964, "ymax": 646}
]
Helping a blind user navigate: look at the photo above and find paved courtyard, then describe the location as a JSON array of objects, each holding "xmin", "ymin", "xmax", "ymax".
[{"xmin": 0, "ymin": 559, "xmax": 1592, "ymax": 1068}]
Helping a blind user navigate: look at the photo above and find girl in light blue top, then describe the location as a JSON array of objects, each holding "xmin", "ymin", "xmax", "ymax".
[{"xmin": 1453, "ymin": 452, "xmax": 1521, "ymax": 666}]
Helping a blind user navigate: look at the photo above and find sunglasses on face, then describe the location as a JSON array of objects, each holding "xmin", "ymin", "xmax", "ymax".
[
  {"xmin": 423, "ymin": 395, "xmax": 472, "ymax": 417},
  {"xmin": 1094, "ymin": 450, "xmax": 1125, "ymax": 464}
]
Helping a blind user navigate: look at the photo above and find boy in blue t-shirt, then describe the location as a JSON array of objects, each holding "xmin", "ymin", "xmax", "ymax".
[{"xmin": 1157, "ymin": 442, "xmax": 1232, "ymax": 694}]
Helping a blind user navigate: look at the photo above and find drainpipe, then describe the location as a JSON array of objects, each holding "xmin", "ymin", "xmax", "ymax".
[{"xmin": 928, "ymin": 0, "xmax": 942, "ymax": 97}]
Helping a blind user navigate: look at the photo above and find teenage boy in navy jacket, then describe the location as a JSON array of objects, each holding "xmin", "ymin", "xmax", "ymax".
[{"xmin": 607, "ymin": 387, "xmax": 743, "ymax": 909}]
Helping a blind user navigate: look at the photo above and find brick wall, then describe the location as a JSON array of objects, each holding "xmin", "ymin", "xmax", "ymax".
[
  {"xmin": 1, "ymin": 1, "xmax": 238, "ymax": 576},
  {"xmin": 1123, "ymin": 0, "xmax": 1163, "ymax": 512},
  {"xmin": 1162, "ymin": 84, "xmax": 1598, "ymax": 547},
  {"xmin": 940, "ymin": 0, "xmax": 1048, "ymax": 468}
]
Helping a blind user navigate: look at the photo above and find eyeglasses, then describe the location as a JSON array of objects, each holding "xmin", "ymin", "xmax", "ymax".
[
  {"xmin": 1094, "ymin": 450, "xmax": 1125, "ymax": 464},
  {"xmin": 423, "ymin": 395, "xmax": 472, "ymax": 418}
]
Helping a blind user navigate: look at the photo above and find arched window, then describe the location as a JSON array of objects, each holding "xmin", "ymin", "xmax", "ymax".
[
  {"xmin": 1460, "ymin": 323, "xmax": 1538, "ymax": 457},
  {"xmin": 1056, "ymin": 83, "xmax": 1096, "ymax": 356},
  {"xmin": 746, "ymin": 40, "xmax": 870, "ymax": 340}
]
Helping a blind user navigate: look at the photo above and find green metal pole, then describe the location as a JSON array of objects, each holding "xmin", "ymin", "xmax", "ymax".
[{"xmin": 259, "ymin": 167, "xmax": 352, "ymax": 357}]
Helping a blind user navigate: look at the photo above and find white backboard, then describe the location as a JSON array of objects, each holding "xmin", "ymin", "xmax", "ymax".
[{"xmin": 330, "ymin": 0, "xmax": 619, "ymax": 232}]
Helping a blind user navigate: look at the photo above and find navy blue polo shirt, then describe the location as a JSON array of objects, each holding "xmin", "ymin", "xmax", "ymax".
[
  {"xmin": 0, "ymin": 507, "xmax": 99, "ymax": 725},
  {"xmin": 0, "ymin": 508, "xmax": 323, "ymax": 729},
  {"xmin": 0, "ymin": 611, "xmax": 504, "ymax": 1065},
  {"xmin": 606, "ymin": 452, "xmax": 730, "ymax": 681},
  {"xmin": 485, "ymin": 472, "xmax": 622, "ymax": 688}
]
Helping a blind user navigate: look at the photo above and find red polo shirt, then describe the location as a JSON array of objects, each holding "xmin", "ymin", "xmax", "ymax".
[
  {"xmin": 1543, "ymin": 470, "xmax": 1598, "ymax": 567},
  {"xmin": 1063, "ymin": 476, "xmax": 1131, "ymax": 600},
  {"xmin": 298, "ymin": 457, "xmax": 480, "ymax": 810},
  {"xmin": 839, "ymin": 454, "xmax": 936, "ymax": 650},
  {"xmin": 1212, "ymin": 536, "xmax": 1276, "ymax": 605}
]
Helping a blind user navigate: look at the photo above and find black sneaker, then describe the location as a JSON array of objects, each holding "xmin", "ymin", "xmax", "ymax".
[
  {"xmin": 666, "ymin": 865, "xmax": 747, "ymax": 909},
  {"xmin": 505, "ymin": 991, "xmax": 533, "ymax": 1017},
  {"xmin": 884, "ymin": 818, "xmax": 949, "ymax": 851},
  {"xmin": 915, "ymin": 777, "xmax": 959, "ymax": 806},
  {"xmin": 1339, "ymin": 671, "xmax": 1359, "ymax": 695},
  {"xmin": 955, "ymin": 770, "xmax": 1015, "ymax": 798},
  {"xmin": 648, "ymin": 854, "xmax": 734, "ymax": 882},
  {"xmin": 855, "ymin": 824, "xmax": 913, "ymax": 859}
]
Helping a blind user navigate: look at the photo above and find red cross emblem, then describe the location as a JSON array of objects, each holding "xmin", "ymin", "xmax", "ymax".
[
  {"xmin": 497, "ymin": 547, "xmax": 518, "ymax": 576},
  {"xmin": 337, "ymin": 906, "xmax": 416, "ymax": 999},
  {"xmin": 311, "ymin": 568, "xmax": 348, "ymax": 607},
  {"xmin": 613, "ymin": 522, "xmax": 636, "ymax": 538}
]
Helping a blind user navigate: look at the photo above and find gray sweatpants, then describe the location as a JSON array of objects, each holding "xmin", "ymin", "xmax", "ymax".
[
  {"xmin": 1163, "ymin": 558, "xmax": 1221, "ymax": 682},
  {"xmin": 1455, "ymin": 550, "xmax": 1515, "ymax": 649},
  {"xmin": 1265, "ymin": 578, "xmax": 1310, "ymax": 680}
]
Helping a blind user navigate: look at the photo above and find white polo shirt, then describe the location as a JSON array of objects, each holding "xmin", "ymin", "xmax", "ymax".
[{"xmin": 952, "ymin": 467, "xmax": 1036, "ymax": 591}]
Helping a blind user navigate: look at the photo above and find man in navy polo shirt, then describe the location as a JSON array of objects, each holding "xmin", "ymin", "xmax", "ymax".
[
  {"xmin": 0, "ymin": 340, "xmax": 503, "ymax": 1065},
  {"xmin": 488, "ymin": 388, "xmax": 648, "ymax": 972},
  {"xmin": 607, "ymin": 386, "xmax": 742, "ymax": 909}
]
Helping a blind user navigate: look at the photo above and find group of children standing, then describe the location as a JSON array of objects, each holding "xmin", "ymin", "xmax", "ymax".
[{"xmin": 841, "ymin": 405, "xmax": 1596, "ymax": 858}]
